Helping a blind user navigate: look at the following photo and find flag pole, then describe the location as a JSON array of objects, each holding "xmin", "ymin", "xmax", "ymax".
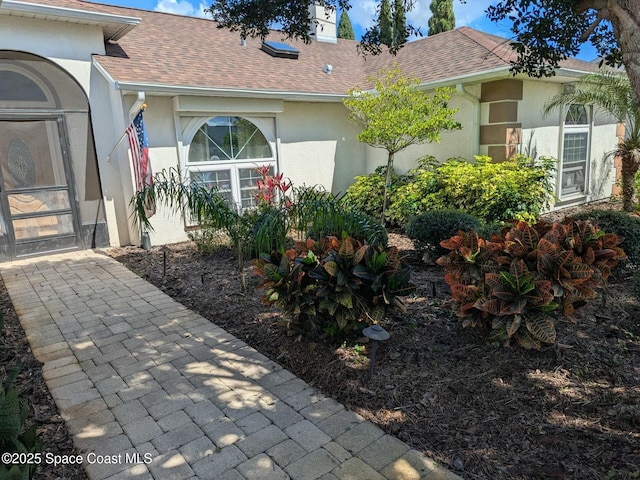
[{"xmin": 106, "ymin": 103, "xmax": 147, "ymax": 162}]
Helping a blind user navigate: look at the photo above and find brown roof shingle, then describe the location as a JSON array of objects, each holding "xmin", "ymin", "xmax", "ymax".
[{"xmin": 11, "ymin": 0, "xmax": 600, "ymax": 95}]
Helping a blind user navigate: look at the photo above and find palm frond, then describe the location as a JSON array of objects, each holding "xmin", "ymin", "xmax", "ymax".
[
  {"xmin": 543, "ymin": 69, "xmax": 640, "ymax": 142},
  {"xmin": 130, "ymin": 167, "xmax": 239, "ymax": 232}
]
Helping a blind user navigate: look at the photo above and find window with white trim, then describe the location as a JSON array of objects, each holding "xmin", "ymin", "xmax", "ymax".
[
  {"xmin": 187, "ymin": 116, "xmax": 275, "ymax": 211},
  {"xmin": 560, "ymin": 104, "xmax": 590, "ymax": 198}
]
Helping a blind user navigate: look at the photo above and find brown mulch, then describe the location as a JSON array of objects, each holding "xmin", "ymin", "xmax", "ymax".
[
  {"xmin": 105, "ymin": 224, "xmax": 640, "ymax": 480},
  {"xmin": 2, "ymin": 197, "xmax": 637, "ymax": 480},
  {"xmin": 0, "ymin": 278, "xmax": 89, "ymax": 480}
]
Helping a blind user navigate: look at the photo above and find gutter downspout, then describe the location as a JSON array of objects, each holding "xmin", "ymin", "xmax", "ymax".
[
  {"xmin": 129, "ymin": 91, "xmax": 145, "ymax": 119},
  {"xmin": 456, "ymin": 84, "xmax": 481, "ymax": 155}
]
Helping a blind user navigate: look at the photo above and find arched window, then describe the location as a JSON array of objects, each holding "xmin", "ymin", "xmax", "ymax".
[
  {"xmin": 561, "ymin": 104, "xmax": 590, "ymax": 198},
  {"xmin": 0, "ymin": 51, "xmax": 103, "ymax": 260},
  {"xmin": 186, "ymin": 116, "xmax": 275, "ymax": 210},
  {"xmin": 0, "ymin": 70, "xmax": 47, "ymax": 102}
]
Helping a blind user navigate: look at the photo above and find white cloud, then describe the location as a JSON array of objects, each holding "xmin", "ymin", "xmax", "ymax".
[
  {"xmin": 349, "ymin": 0, "xmax": 495, "ymax": 36},
  {"xmin": 154, "ymin": 0, "xmax": 209, "ymax": 18},
  {"xmin": 347, "ymin": 0, "xmax": 378, "ymax": 31},
  {"xmin": 452, "ymin": 0, "xmax": 493, "ymax": 26}
]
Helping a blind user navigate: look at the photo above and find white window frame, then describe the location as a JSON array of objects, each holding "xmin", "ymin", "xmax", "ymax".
[
  {"xmin": 184, "ymin": 115, "xmax": 277, "ymax": 213},
  {"xmin": 559, "ymin": 104, "xmax": 592, "ymax": 201}
]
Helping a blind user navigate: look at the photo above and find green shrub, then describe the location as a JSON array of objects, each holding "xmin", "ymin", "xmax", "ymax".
[
  {"xmin": 0, "ymin": 364, "xmax": 42, "ymax": 480},
  {"xmin": 344, "ymin": 154, "xmax": 556, "ymax": 228},
  {"xmin": 344, "ymin": 166, "xmax": 407, "ymax": 222},
  {"xmin": 246, "ymin": 205, "xmax": 290, "ymax": 255},
  {"xmin": 476, "ymin": 221, "xmax": 508, "ymax": 239},
  {"xmin": 570, "ymin": 209, "xmax": 640, "ymax": 266},
  {"xmin": 433, "ymin": 155, "xmax": 556, "ymax": 223},
  {"xmin": 388, "ymin": 169, "xmax": 441, "ymax": 225},
  {"xmin": 254, "ymin": 236, "xmax": 415, "ymax": 339},
  {"xmin": 406, "ymin": 210, "xmax": 482, "ymax": 260},
  {"xmin": 291, "ymin": 187, "xmax": 388, "ymax": 247},
  {"xmin": 437, "ymin": 219, "xmax": 627, "ymax": 349},
  {"xmin": 188, "ymin": 226, "xmax": 230, "ymax": 255}
]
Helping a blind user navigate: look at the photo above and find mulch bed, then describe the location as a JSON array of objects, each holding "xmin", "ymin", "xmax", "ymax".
[
  {"xmin": 2, "ymin": 198, "xmax": 638, "ymax": 480},
  {"xmin": 105, "ymin": 228, "xmax": 640, "ymax": 480},
  {"xmin": 0, "ymin": 278, "xmax": 88, "ymax": 480}
]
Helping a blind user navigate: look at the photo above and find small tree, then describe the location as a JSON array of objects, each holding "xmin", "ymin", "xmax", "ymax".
[
  {"xmin": 392, "ymin": 0, "xmax": 407, "ymax": 46},
  {"xmin": 378, "ymin": 0, "xmax": 393, "ymax": 47},
  {"xmin": 343, "ymin": 66, "xmax": 461, "ymax": 224},
  {"xmin": 428, "ymin": 0, "xmax": 455, "ymax": 35},
  {"xmin": 337, "ymin": 10, "xmax": 355, "ymax": 39}
]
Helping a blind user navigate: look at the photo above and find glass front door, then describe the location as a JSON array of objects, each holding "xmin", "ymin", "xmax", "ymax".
[{"xmin": 0, "ymin": 116, "xmax": 81, "ymax": 259}]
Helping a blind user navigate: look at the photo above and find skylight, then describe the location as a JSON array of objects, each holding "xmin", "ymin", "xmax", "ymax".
[{"xmin": 261, "ymin": 41, "xmax": 300, "ymax": 59}]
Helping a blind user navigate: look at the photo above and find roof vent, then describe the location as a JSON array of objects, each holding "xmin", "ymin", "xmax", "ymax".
[
  {"xmin": 261, "ymin": 41, "xmax": 300, "ymax": 59},
  {"xmin": 323, "ymin": 64, "xmax": 333, "ymax": 74}
]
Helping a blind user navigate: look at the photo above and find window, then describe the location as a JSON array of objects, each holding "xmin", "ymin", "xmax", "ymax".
[
  {"xmin": 560, "ymin": 104, "xmax": 590, "ymax": 198},
  {"xmin": 0, "ymin": 71, "xmax": 47, "ymax": 102},
  {"xmin": 186, "ymin": 116, "xmax": 275, "ymax": 212}
]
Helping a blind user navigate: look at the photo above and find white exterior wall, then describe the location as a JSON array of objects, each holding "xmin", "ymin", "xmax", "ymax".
[
  {"xmin": 123, "ymin": 98, "xmax": 366, "ymax": 246},
  {"xmin": 92, "ymin": 91, "xmax": 187, "ymax": 248},
  {"xmin": 0, "ymin": 15, "xmax": 105, "ymax": 95},
  {"xmin": 363, "ymin": 90, "xmax": 479, "ymax": 175},
  {"xmin": 89, "ymin": 67, "xmax": 130, "ymax": 246},
  {"xmin": 588, "ymin": 120, "xmax": 617, "ymax": 201},
  {"xmin": 517, "ymin": 80, "xmax": 617, "ymax": 206},
  {"xmin": 278, "ymin": 101, "xmax": 365, "ymax": 193}
]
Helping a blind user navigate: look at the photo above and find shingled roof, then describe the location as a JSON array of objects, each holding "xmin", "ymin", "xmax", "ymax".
[{"xmin": 8, "ymin": 0, "xmax": 600, "ymax": 97}]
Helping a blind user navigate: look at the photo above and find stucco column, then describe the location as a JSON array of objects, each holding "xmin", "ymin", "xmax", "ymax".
[
  {"xmin": 611, "ymin": 122, "xmax": 625, "ymax": 196},
  {"xmin": 479, "ymin": 79, "xmax": 523, "ymax": 162}
]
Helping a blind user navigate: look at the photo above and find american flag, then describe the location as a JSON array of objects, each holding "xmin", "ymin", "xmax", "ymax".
[{"xmin": 125, "ymin": 110, "xmax": 155, "ymax": 217}]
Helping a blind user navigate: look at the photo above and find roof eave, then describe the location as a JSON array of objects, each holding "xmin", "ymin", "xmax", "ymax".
[
  {"xmin": 417, "ymin": 65, "xmax": 597, "ymax": 90},
  {"xmin": 1, "ymin": 0, "xmax": 141, "ymax": 41},
  {"xmin": 111, "ymin": 81, "xmax": 348, "ymax": 102},
  {"xmin": 417, "ymin": 67, "xmax": 513, "ymax": 90}
]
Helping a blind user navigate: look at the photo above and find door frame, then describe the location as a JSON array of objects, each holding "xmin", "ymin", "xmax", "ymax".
[{"xmin": 0, "ymin": 111, "xmax": 84, "ymax": 260}]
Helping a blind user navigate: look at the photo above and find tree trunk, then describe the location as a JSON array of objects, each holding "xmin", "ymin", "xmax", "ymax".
[
  {"xmin": 380, "ymin": 151, "xmax": 395, "ymax": 225},
  {"xmin": 607, "ymin": 1, "xmax": 640, "ymax": 111},
  {"xmin": 620, "ymin": 157, "xmax": 638, "ymax": 211}
]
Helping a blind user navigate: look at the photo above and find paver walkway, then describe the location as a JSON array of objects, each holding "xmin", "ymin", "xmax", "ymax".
[{"xmin": 1, "ymin": 250, "xmax": 462, "ymax": 480}]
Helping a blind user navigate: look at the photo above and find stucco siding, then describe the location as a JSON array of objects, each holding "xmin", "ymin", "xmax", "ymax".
[
  {"xmin": 363, "ymin": 92, "xmax": 478, "ymax": 175},
  {"xmin": 0, "ymin": 15, "xmax": 104, "ymax": 96},
  {"xmin": 587, "ymin": 123, "xmax": 617, "ymax": 201},
  {"xmin": 519, "ymin": 80, "xmax": 616, "ymax": 205},
  {"xmin": 278, "ymin": 101, "xmax": 365, "ymax": 194},
  {"xmin": 89, "ymin": 67, "xmax": 130, "ymax": 246}
]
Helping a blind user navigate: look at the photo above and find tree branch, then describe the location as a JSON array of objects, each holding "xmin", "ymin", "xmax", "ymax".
[
  {"xmin": 575, "ymin": 0, "xmax": 608, "ymax": 13},
  {"xmin": 580, "ymin": 13, "xmax": 604, "ymax": 42}
]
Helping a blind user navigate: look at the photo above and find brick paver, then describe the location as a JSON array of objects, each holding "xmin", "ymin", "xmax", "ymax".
[{"xmin": 0, "ymin": 251, "xmax": 462, "ymax": 480}]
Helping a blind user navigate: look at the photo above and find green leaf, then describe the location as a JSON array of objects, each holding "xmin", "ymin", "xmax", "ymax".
[
  {"xmin": 278, "ymin": 255, "xmax": 290, "ymax": 277},
  {"xmin": 339, "ymin": 238, "xmax": 354, "ymax": 257},
  {"xmin": 506, "ymin": 314, "xmax": 522, "ymax": 337},
  {"xmin": 324, "ymin": 261, "xmax": 339, "ymax": 277},
  {"xmin": 262, "ymin": 263, "xmax": 281, "ymax": 280},
  {"xmin": 525, "ymin": 315, "xmax": 556, "ymax": 344},
  {"xmin": 474, "ymin": 297, "xmax": 501, "ymax": 315},
  {"xmin": 367, "ymin": 304, "xmax": 386, "ymax": 322},
  {"xmin": 337, "ymin": 292, "xmax": 354, "ymax": 308},
  {"xmin": 513, "ymin": 330, "xmax": 542, "ymax": 349},
  {"xmin": 354, "ymin": 245, "xmax": 369, "ymax": 264}
]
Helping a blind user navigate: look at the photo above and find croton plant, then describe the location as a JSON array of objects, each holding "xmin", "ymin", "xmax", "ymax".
[
  {"xmin": 436, "ymin": 219, "xmax": 627, "ymax": 349},
  {"xmin": 254, "ymin": 235, "xmax": 415, "ymax": 339}
]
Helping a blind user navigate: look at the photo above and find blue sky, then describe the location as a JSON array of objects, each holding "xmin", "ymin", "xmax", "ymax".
[{"xmin": 97, "ymin": 0, "xmax": 597, "ymax": 61}]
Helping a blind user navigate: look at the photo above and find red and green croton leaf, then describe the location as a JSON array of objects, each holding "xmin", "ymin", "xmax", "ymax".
[{"xmin": 438, "ymin": 217, "xmax": 626, "ymax": 350}]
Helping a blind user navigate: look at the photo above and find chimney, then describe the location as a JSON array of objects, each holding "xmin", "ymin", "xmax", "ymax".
[{"xmin": 308, "ymin": 3, "xmax": 337, "ymax": 43}]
